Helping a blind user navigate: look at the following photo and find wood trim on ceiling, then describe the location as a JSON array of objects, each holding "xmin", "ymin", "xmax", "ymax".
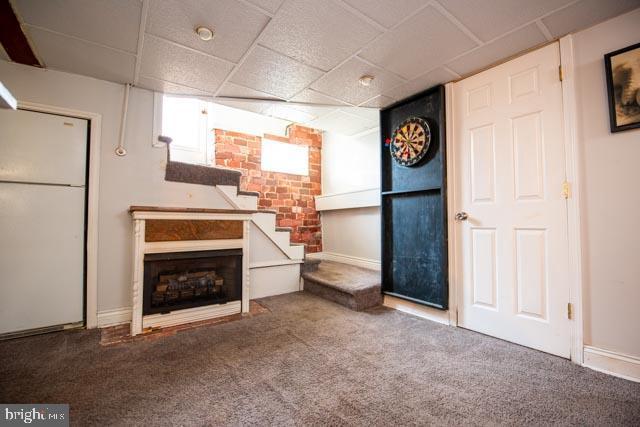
[{"xmin": 0, "ymin": 0, "xmax": 41, "ymax": 67}]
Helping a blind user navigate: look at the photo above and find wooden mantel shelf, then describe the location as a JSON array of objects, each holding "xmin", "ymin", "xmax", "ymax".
[{"xmin": 129, "ymin": 205, "xmax": 276, "ymax": 215}]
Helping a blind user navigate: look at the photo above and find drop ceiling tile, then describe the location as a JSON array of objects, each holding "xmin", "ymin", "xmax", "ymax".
[
  {"xmin": 542, "ymin": 0, "xmax": 640, "ymax": 38},
  {"xmin": 263, "ymin": 104, "xmax": 316, "ymax": 122},
  {"xmin": 136, "ymin": 75, "xmax": 212, "ymax": 96},
  {"xmin": 147, "ymin": 0, "xmax": 269, "ymax": 63},
  {"xmin": 446, "ymin": 24, "xmax": 547, "ymax": 77},
  {"xmin": 244, "ymin": 0, "xmax": 285, "ymax": 15},
  {"xmin": 383, "ymin": 67, "xmax": 457, "ymax": 100},
  {"xmin": 217, "ymin": 82, "xmax": 283, "ymax": 100},
  {"xmin": 311, "ymin": 57, "xmax": 404, "ymax": 105},
  {"xmin": 343, "ymin": 0, "xmax": 430, "ymax": 29},
  {"xmin": 141, "ymin": 36, "xmax": 234, "ymax": 93},
  {"xmin": 339, "ymin": 107, "xmax": 379, "ymax": 125},
  {"xmin": 359, "ymin": 5, "xmax": 477, "ymax": 80},
  {"xmin": 290, "ymin": 89, "xmax": 350, "ymax": 106},
  {"xmin": 307, "ymin": 109, "xmax": 376, "ymax": 135},
  {"xmin": 259, "ymin": 0, "xmax": 380, "ymax": 71},
  {"xmin": 286, "ymin": 103, "xmax": 337, "ymax": 118},
  {"xmin": 360, "ymin": 95, "xmax": 395, "ymax": 108},
  {"xmin": 13, "ymin": 0, "xmax": 141, "ymax": 53},
  {"xmin": 213, "ymin": 99, "xmax": 273, "ymax": 115},
  {"xmin": 230, "ymin": 45, "xmax": 323, "ymax": 99},
  {"xmin": 437, "ymin": 0, "xmax": 574, "ymax": 42},
  {"xmin": 24, "ymin": 26, "xmax": 136, "ymax": 84}
]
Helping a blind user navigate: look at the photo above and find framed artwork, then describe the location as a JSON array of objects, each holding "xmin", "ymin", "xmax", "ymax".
[{"xmin": 604, "ymin": 42, "xmax": 640, "ymax": 132}]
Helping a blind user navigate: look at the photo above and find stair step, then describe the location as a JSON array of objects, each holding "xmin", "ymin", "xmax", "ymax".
[
  {"xmin": 275, "ymin": 227, "xmax": 292, "ymax": 232},
  {"xmin": 302, "ymin": 261, "xmax": 382, "ymax": 311},
  {"xmin": 301, "ymin": 257, "xmax": 320, "ymax": 273}
]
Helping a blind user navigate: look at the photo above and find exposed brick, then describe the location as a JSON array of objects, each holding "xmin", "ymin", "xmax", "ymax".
[{"xmin": 214, "ymin": 125, "xmax": 322, "ymax": 249}]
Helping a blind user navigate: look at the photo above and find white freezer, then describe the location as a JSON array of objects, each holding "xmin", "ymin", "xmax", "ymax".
[
  {"xmin": 0, "ymin": 109, "xmax": 87, "ymax": 186},
  {"xmin": 0, "ymin": 108, "xmax": 88, "ymax": 335}
]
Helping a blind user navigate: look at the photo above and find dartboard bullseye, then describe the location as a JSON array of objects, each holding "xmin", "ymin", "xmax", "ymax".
[{"xmin": 390, "ymin": 117, "xmax": 431, "ymax": 166}]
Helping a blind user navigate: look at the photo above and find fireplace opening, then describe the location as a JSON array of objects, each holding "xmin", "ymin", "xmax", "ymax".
[{"xmin": 143, "ymin": 249, "xmax": 242, "ymax": 315}]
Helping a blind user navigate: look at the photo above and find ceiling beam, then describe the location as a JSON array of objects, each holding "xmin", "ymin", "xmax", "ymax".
[{"xmin": 0, "ymin": 0, "xmax": 41, "ymax": 67}]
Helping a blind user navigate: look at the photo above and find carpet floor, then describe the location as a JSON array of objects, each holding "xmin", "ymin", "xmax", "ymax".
[{"xmin": 1, "ymin": 292, "xmax": 639, "ymax": 426}]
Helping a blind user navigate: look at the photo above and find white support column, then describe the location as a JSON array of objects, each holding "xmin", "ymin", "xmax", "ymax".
[
  {"xmin": 131, "ymin": 219, "xmax": 145, "ymax": 336},
  {"xmin": 242, "ymin": 220, "xmax": 250, "ymax": 313}
]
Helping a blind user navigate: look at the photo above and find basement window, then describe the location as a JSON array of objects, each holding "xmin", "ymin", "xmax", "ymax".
[
  {"xmin": 261, "ymin": 139, "xmax": 309, "ymax": 175},
  {"xmin": 153, "ymin": 94, "xmax": 214, "ymax": 165}
]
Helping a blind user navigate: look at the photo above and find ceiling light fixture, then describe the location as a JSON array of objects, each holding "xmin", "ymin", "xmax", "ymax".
[
  {"xmin": 359, "ymin": 75, "xmax": 374, "ymax": 87},
  {"xmin": 196, "ymin": 26, "xmax": 214, "ymax": 41}
]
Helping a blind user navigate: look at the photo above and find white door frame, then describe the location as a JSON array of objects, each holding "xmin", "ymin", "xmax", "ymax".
[
  {"xmin": 445, "ymin": 36, "xmax": 584, "ymax": 364},
  {"xmin": 16, "ymin": 100, "xmax": 102, "ymax": 330}
]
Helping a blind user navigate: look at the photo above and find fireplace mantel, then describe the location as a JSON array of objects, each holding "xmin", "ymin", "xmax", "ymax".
[{"xmin": 129, "ymin": 206, "xmax": 253, "ymax": 336}]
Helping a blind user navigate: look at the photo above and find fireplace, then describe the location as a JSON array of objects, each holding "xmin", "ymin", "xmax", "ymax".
[{"xmin": 143, "ymin": 249, "xmax": 242, "ymax": 315}]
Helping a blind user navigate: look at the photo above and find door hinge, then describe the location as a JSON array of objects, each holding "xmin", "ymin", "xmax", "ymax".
[
  {"xmin": 562, "ymin": 181, "xmax": 571, "ymax": 199},
  {"xmin": 567, "ymin": 303, "xmax": 573, "ymax": 320},
  {"xmin": 559, "ymin": 65, "xmax": 564, "ymax": 82}
]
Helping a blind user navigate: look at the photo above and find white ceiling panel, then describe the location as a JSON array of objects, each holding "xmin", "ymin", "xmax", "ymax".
[
  {"xmin": 307, "ymin": 109, "xmax": 376, "ymax": 135},
  {"xmin": 244, "ymin": 0, "xmax": 286, "ymax": 15},
  {"xmin": 217, "ymin": 82, "xmax": 284, "ymax": 100},
  {"xmin": 447, "ymin": 24, "xmax": 547, "ymax": 77},
  {"xmin": 339, "ymin": 107, "xmax": 379, "ymax": 124},
  {"xmin": 263, "ymin": 104, "xmax": 316, "ymax": 122},
  {"xmin": 146, "ymin": 0, "xmax": 270, "ymax": 63},
  {"xmin": 542, "ymin": 0, "xmax": 640, "ymax": 38},
  {"xmin": 230, "ymin": 45, "xmax": 323, "ymax": 99},
  {"xmin": 359, "ymin": 5, "xmax": 477, "ymax": 80},
  {"xmin": 140, "ymin": 36, "xmax": 234, "ymax": 93},
  {"xmin": 290, "ymin": 89, "xmax": 350, "ymax": 106},
  {"xmin": 311, "ymin": 57, "xmax": 404, "ymax": 105},
  {"xmin": 437, "ymin": 0, "xmax": 574, "ymax": 42},
  {"xmin": 360, "ymin": 95, "xmax": 395, "ymax": 108},
  {"xmin": 259, "ymin": 0, "xmax": 381, "ymax": 71},
  {"xmin": 13, "ymin": 0, "xmax": 141, "ymax": 53},
  {"xmin": 136, "ymin": 75, "xmax": 212, "ymax": 96},
  {"xmin": 213, "ymin": 99, "xmax": 272, "ymax": 115},
  {"xmin": 343, "ymin": 0, "xmax": 430, "ymax": 29},
  {"xmin": 383, "ymin": 67, "xmax": 457, "ymax": 100},
  {"xmin": 24, "ymin": 26, "xmax": 136, "ymax": 83}
]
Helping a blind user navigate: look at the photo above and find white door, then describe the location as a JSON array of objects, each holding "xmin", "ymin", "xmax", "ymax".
[
  {"xmin": 452, "ymin": 43, "xmax": 570, "ymax": 357},
  {"xmin": 0, "ymin": 109, "xmax": 87, "ymax": 335}
]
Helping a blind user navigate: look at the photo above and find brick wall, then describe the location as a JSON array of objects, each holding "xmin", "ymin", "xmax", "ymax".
[{"xmin": 214, "ymin": 125, "xmax": 322, "ymax": 253}]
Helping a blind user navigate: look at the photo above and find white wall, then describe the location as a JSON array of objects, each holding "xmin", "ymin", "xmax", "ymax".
[
  {"xmin": 319, "ymin": 130, "xmax": 381, "ymax": 264},
  {"xmin": 0, "ymin": 61, "xmax": 235, "ymax": 312},
  {"xmin": 572, "ymin": 8, "xmax": 640, "ymax": 358}
]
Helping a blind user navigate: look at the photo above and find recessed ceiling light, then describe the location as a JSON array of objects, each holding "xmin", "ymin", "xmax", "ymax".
[
  {"xmin": 196, "ymin": 26, "xmax": 214, "ymax": 41},
  {"xmin": 359, "ymin": 75, "xmax": 374, "ymax": 87}
]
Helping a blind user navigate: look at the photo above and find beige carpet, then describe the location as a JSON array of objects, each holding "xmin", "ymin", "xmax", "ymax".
[{"xmin": 1, "ymin": 292, "xmax": 639, "ymax": 425}]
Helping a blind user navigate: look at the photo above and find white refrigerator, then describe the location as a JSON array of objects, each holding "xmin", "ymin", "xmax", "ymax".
[{"xmin": 0, "ymin": 109, "xmax": 87, "ymax": 336}]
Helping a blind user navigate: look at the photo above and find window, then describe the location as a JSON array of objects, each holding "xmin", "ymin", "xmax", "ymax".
[
  {"xmin": 153, "ymin": 94, "xmax": 213, "ymax": 165},
  {"xmin": 261, "ymin": 139, "xmax": 309, "ymax": 175}
]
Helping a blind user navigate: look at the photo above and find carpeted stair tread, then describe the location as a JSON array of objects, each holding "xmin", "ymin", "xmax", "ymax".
[{"xmin": 302, "ymin": 261, "xmax": 382, "ymax": 310}]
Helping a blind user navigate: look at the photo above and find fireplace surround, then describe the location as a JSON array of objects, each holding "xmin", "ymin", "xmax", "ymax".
[{"xmin": 129, "ymin": 206, "xmax": 254, "ymax": 336}]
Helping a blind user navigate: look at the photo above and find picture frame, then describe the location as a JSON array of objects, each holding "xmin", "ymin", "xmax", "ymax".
[{"xmin": 604, "ymin": 42, "xmax": 640, "ymax": 133}]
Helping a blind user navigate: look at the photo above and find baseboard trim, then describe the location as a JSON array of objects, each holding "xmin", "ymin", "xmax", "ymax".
[
  {"xmin": 97, "ymin": 307, "xmax": 132, "ymax": 328},
  {"xmin": 583, "ymin": 346, "xmax": 640, "ymax": 383},
  {"xmin": 308, "ymin": 251, "xmax": 380, "ymax": 271},
  {"xmin": 383, "ymin": 295, "xmax": 450, "ymax": 325}
]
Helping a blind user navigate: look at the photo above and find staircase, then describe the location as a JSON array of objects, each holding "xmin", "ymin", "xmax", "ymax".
[
  {"xmin": 302, "ymin": 260, "xmax": 382, "ymax": 311},
  {"xmin": 216, "ymin": 185, "xmax": 304, "ymax": 260}
]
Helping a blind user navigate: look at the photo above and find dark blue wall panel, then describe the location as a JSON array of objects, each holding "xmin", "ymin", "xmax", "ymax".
[{"xmin": 380, "ymin": 85, "xmax": 448, "ymax": 309}]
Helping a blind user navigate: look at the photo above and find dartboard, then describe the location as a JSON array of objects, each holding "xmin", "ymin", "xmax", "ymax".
[{"xmin": 390, "ymin": 117, "xmax": 431, "ymax": 166}]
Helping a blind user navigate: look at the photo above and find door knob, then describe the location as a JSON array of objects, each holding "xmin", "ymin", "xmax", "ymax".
[{"xmin": 455, "ymin": 212, "xmax": 468, "ymax": 221}]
